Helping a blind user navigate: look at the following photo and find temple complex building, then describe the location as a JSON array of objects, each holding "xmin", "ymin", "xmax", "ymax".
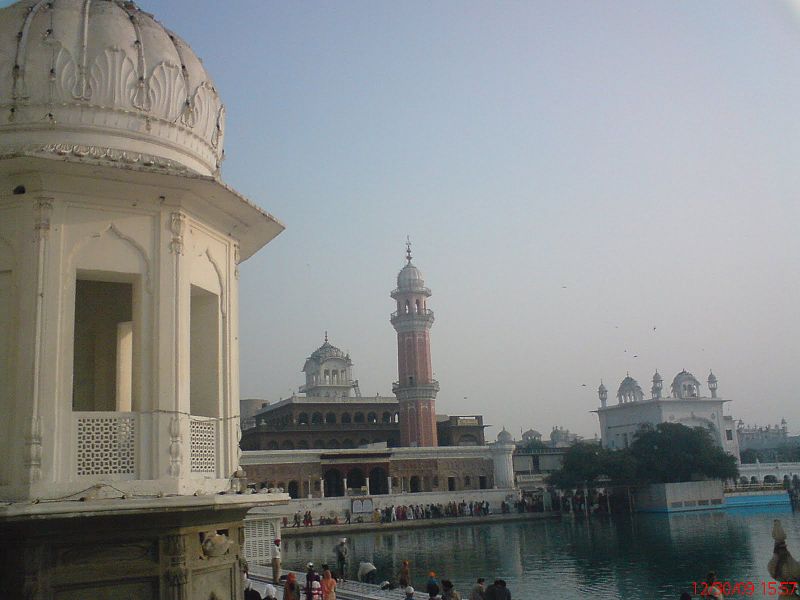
[
  {"xmin": 239, "ymin": 249, "xmax": 514, "ymax": 499},
  {"xmin": 595, "ymin": 370, "xmax": 740, "ymax": 460}
]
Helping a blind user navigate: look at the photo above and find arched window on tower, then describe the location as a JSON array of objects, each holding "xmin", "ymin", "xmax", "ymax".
[
  {"xmin": 404, "ymin": 300, "xmax": 410, "ymax": 314},
  {"xmin": 415, "ymin": 299, "xmax": 420, "ymax": 314},
  {"xmin": 367, "ymin": 412, "xmax": 377, "ymax": 424}
]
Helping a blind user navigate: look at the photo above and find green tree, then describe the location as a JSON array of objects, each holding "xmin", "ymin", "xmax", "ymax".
[
  {"xmin": 630, "ymin": 422, "xmax": 738, "ymax": 483},
  {"xmin": 546, "ymin": 423, "xmax": 738, "ymax": 489},
  {"xmin": 546, "ymin": 442, "xmax": 607, "ymax": 489}
]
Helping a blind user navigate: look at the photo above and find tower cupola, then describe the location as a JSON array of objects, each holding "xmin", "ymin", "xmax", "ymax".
[
  {"xmin": 652, "ymin": 370, "xmax": 663, "ymax": 398},
  {"xmin": 707, "ymin": 370, "xmax": 718, "ymax": 398},
  {"xmin": 598, "ymin": 381, "xmax": 608, "ymax": 408}
]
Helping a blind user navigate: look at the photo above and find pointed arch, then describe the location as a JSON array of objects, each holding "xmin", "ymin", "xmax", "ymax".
[{"xmin": 68, "ymin": 223, "xmax": 152, "ymax": 292}]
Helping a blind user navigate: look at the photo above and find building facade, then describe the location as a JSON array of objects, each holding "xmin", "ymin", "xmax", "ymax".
[
  {"xmin": 595, "ymin": 370, "xmax": 740, "ymax": 460},
  {"xmin": 240, "ymin": 337, "xmax": 486, "ymax": 451},
  {"xmin": 0, "ymin": 2, "xmax": 287, "ymax": 597}
]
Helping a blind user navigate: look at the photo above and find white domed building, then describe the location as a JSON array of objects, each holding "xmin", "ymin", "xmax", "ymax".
[
  {"xmin": 594, "ymin": 369, "xmax": 740, "ymax": 461},
  {"xmin": 0, "ymin": 1, "xmax": 286, "ymax": 596}
]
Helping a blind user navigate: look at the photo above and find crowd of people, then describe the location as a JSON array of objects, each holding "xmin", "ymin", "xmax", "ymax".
[
  {"xmin": 243, "ymin": 537, "xmax": 515, "ymax": 600},
  {"xmin": 376, "ymin": 500, "xmax": 492, "ymax": 523},
  {"xmin": 284, "ymin": 500, "xmax": 498, "ymax": 529}
]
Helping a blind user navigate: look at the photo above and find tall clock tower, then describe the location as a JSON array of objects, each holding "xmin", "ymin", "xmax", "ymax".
[{"xmin": 390, "ymin": 242, "xmax": 439, "ymax": 447}]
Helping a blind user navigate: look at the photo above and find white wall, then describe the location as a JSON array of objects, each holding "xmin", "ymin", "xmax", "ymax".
[{"xmin": 279, "ymin": 487, "xmax": 517, "ymax": 519}]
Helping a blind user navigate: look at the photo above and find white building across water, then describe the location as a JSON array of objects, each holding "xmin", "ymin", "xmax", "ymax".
[{"xmin": 595, "ymin": 370, "xmax": 740, "ymax": 460}]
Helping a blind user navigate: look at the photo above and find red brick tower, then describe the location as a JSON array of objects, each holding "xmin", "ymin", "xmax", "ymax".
[{"xmin": 390, "ymin": 241, "xmax": 439, "ymax": 447}]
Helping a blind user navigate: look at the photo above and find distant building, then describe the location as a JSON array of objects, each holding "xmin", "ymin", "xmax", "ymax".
[
  {"xmin": 595, "ymin": 370, "xmax": 740, "ymax": 460},
  {"xmin": 737, "ymin": 419, "xmax": 800, "ymax": 455},
  {"xmin": 549, "ymin": 426, "xmax": 582, "ymax": 448},
  {"xmin": 239, "ymin": 248, "xmax": 510, "ymax": 499},
  {"xmin": 240, "ymin": 337, "xmax": 485, "ymax": 450}
]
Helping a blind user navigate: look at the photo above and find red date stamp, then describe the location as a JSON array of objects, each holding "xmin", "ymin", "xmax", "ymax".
[{"xmin": 693, "ymin": 580, "xmax": 798, "ymax": 596}]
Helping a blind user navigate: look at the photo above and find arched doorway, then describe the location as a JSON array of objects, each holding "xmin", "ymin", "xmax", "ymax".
[
  {"xmin": 324, "ymin": 469, "xmax": 344, "ymax": 497},
  {"xmin": 347, "ymin": 468, "xmax": 366, "ymax": 493},
  {"xmin": 288, "ymin": 480, "xmax": 299, "ymax": 499},
  {"xmin": 369, "ymin": 467, "xmax": 389, "ymax": 495},
  {"xmin": 409, "ymin": 475, "xmax": 421, "ymax": 493}
]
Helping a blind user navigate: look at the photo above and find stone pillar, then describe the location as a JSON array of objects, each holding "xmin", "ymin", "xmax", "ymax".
[
  {"xmin": 308, "ymin": 477, "xmax": 312, "ymax": 499},
  {"xmin": 162, "ymin": 534, "xmax": 189, "ymax": 600},
  {"xmin": 491, "ymin": 443, "xmax": 515, "ymax": 489},
  {"xmin": 320, "ymin": 478, "xmax": 325, "ymax": 498},
  {"xmin": 387, "ymin": 476, "xmax": 393, "ymax": 494},
  {"xmin": 365, "ymin": 477, "xmax": 370, "ymax": 496},
  {"xmin": 343, "ymin": 477, "xmax": 348, "ymax": 496}
]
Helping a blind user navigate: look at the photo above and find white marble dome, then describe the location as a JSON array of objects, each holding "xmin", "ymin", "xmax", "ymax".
[
  {"xmin": 496, "ymin": 427, "xmax": 513, "ymax": 444},
  {"xmin": 0, "ymin": 0, "xmax": 224, "ymax": 175},
  {"xmin": 397, "ymin": 262, "xmax": 425, "ymax": 290}
]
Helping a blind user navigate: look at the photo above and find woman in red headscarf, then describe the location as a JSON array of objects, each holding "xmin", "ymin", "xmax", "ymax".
[{"xmin": 284, "ymin": 572, "xmax": 300, "ymax": 600}]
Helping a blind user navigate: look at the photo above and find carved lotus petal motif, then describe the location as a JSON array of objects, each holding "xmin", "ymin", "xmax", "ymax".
[
  {"xmin": 53, "ymin": 46, "xmax": 78, "ymax": 102},
  {"xmin": 88, "ymin": 48, "xmax": 136, "ymax": 108},
  {"xmin": 190, "ymin": 83, "xmax": 220, "ymax": 141},
  {"xmin": 148, "ymin": 63, "xmax": 187, "ymax": 121}
]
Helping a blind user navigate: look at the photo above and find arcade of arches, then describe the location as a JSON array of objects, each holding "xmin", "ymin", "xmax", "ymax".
[{"xmin": 245, "ymin": 456, "xmax": 494, "ymax": 499}]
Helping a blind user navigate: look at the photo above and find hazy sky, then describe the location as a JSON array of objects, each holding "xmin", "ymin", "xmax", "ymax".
[{"xmin": 137, "ymin": 0, "xmax": 800, "ymax": 440}]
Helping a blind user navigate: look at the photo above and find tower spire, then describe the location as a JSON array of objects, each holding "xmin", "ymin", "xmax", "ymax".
[{"xmin": 405, "ymin": 236, "xmax": 412, "ymax": 263}]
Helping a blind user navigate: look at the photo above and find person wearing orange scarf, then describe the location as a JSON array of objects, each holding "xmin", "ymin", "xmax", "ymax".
[{"xmin": 321, "ymin": 569, "xmax": 337, "ymax": 600}]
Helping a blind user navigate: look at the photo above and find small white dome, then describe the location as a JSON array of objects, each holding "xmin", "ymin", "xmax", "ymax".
[
  {"xmin": 496, "ymin": 427, "xmax": 513, "ymax": 444},
  {"xmin": 397, "ymin": 262, "xmax": 425, "ymax": 290},
  {"xmin": 0, "ymin": 0, "xmax": 224, "ymax": 175}
]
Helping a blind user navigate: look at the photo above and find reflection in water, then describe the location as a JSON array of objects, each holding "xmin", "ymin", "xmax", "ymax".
[{"xmin": 283, "ymin": 508, "xmax": 794, "ymax": 599}]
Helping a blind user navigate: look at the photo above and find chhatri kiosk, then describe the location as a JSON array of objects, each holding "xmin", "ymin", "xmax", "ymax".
[{"xmin": 0, "ymin": 1, "xmax": 286, "ymax": 597}]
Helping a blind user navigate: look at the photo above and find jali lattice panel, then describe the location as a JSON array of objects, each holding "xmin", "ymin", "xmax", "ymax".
[
  {"xmin": 76, "ymin": 414, "xmax": 137, "ymax": 476},
  {"xmin": 190, "ymin": 418, "xmax": 217, "ymax": 474},
  {"xmin": 244, "ymin": 515, "xmax": 277, "ymax": 566}
]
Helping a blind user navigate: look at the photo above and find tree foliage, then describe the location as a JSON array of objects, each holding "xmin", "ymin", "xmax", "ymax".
[{"xmin": 547, "ymin": 423, "xmax": 738, "ymax": 489}]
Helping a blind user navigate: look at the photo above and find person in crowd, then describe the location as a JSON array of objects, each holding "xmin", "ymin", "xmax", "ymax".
[
  {"xmin": 244, "ymin": 577, "xmax": 262, "ymax": 600},
  {"xmin": 335, "ymin": 538, "xmax": 348, "ymax": 579},
  {"xmin": 484, "ymin": 579, "xmax": 503, "ymax": 600},
  {"xmin": 310, "ymin": 580, "xmax": 323, "ymax": 600},
  {"xmin": 442, "ymin": 579, "xmax": 462, "ymax": 600},
  {"xmin": 321, "ymin": 569, "xmax": 337, "ymax": 600},
  {"xmin": 284, "ymin": 572, "xmax": 300, "ymax": 600},
  {"xmin": 469, "ymin": 578, "xmax": 486, "ymax": 600},
  {"xmin": 306, "ymin": 563, "xmax": 321, "ymax": 600},
  {"xmin": 263, "ymin": 583, "xmax": 277, "ymax": 600},
  {"xmin": 357, "ymin": 561, "xmax": 378, "ymax": 584},
  {"xmin": 404, "ymin": 586, "xmax": 416, "ymax": 600},
  {"xmin": 399, "ymin": 559, "xmax": 411, "ymax": 588},
  {"xmin": 425, "ymin": 572, "xmax": 441, "ymax": 599},
  {"xmin": 271, "ymin": 538, "xmax": 282, "ymax": 584},
  {"xmin": 293, "ymin": 510, "xmax": 302, "ymax": 527}
]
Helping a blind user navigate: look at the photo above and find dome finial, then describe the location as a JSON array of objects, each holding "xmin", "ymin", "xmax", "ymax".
[
  {"xmin": 406, "ymin": 235, "xmax": 412, "ymax": 263},
  {"xmin": 324, "ymin": 330, "xmax": 328, "ymax": 343}
]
